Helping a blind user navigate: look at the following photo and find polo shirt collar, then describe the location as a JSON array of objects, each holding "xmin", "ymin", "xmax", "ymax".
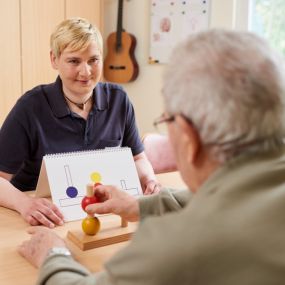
[{"xmin": 44, "ymin": 77, "xmax": 108, "ymax": 118}]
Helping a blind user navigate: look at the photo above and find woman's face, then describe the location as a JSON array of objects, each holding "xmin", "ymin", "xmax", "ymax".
[{"xmin": 50, "ymin": 40, "xmax": 102, "ymax": 98}]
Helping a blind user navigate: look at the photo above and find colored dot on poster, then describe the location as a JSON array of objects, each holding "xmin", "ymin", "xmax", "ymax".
[
  {"xmin": 91, "ymin": 172, "xmax": 102, "ymax": 183},
  {"xmin": 66, "ymin": 186, "xmax": 78, "ymax": 198}
]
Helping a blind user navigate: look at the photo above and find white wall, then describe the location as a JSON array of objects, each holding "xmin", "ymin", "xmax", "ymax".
[{"xmin": 103, "ymin": 0, "xmax": 240, "ymax": 134}]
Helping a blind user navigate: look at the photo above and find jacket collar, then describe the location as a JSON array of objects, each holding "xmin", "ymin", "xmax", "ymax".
[{"xmin": 196, "ymin": 144, "xmax": 285, "ymax": 199}]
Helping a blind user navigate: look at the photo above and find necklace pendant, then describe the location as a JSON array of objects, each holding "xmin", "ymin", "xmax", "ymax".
[
  {"xmin": 75, "ymin": 102, "xmax": 84, "ymax": 110},
  {"xmin": 64, "ymin": 94, "xmax": 91, "ymax": 110}
]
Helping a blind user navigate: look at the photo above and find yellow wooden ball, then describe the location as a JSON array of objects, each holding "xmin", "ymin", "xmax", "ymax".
[{"xmin": 82, "ymin": 216, "xmax": 101, "ymax": 236}]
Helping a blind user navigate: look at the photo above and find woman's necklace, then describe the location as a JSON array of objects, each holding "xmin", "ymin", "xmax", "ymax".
[{"xmin": 64, "ymin": 95, "xmax": 92, "ymax": 110}]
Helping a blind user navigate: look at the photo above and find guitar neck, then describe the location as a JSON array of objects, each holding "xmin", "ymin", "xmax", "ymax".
[{"xmin": 116, "ymin": 0, "xmax": 124, "ymax": 50}]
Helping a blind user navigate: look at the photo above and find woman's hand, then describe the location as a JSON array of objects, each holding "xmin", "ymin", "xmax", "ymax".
[
  {"xmin": 143, "ymin": 180, "xmax": 162, "ymax": 195},
  {"xmin": 18, "ymin": 196, "xmax": 64, "ymax": 228},
  {"xmin": 134, "ymin": 152, "xmax": 162, "ymax": 195}
]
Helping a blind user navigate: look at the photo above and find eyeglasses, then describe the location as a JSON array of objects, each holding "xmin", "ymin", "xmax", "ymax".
[
  {"xmin": 153, "ymin": 113, "xmax": 175, "ymax": 134},
  {"xmin": 153, "ymin": 112, "xmax": 283, "ymax": 156}
]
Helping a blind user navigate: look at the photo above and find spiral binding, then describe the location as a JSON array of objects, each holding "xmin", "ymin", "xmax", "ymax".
[{"xmin": 45, "ymin": 147, "xmax": 130, "ymax": 159}]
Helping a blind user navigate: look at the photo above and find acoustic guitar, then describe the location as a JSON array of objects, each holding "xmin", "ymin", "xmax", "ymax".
[{"xmin": 104, "ymin": 0, "xmax": 139, "ymax": 83}]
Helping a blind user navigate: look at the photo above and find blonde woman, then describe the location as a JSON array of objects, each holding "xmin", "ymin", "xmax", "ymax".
[{"xmin": 0, "ymin": 18, "xmax": 160, "ymax": 228}]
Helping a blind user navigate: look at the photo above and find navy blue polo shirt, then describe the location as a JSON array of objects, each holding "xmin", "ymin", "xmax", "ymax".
[{"xmin": 0, "ymin": 77, "xmax": 144, "ymax": 191}]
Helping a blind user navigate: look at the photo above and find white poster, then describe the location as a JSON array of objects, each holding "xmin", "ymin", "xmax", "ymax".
[
  {"xmin": 36, "ymin": 147, "xmax": 142, "ymax": 221},
  {"xmin": 149, "ymin": 0, "xmax": 211, "ymax": 64}
]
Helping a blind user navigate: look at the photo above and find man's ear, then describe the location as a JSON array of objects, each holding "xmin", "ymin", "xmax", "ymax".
[
  {"xmin": 175, "ymin": 115, "xmax": 201, "ymax": 164},
  {"xmin": 50, "ymin": 51, "xmax": 58, "ymax": 70}
]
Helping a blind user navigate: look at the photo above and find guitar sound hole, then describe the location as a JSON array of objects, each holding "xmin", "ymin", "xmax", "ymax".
[{"xmin": 109, "ymin": 65, "xmax": 126, "ymax": 70}]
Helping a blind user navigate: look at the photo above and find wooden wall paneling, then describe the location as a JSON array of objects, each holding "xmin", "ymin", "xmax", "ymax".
[
  {"xmin": 0, "ymin": 0, "xmax": 103, "ymax": 126},
  {"xmin": 65, "ymin": 0, "xmax": 102, "ymax": 30},
  {"xmin": 0, "ymin": 0, "xmax": 21, "ymax": 125},
  {"xmin": 21, "ymin": 0, "xmax": 65, "ymax": 93}
]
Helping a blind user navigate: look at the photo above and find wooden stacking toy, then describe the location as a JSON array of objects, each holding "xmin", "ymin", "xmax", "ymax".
[{"xmin": 67, "ymin": 183, "xmax": 136, "ymax": 250}]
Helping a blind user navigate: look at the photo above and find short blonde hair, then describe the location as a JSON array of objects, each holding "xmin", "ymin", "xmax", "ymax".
[{"xmin": 50, "ymin": 17, "xmax": 103, "ymax": 57}]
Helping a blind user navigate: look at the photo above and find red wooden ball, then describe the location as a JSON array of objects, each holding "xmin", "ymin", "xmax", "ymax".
[{"xmin": 81, "ymin": 195, "xmax": 98, "ymax": 211}]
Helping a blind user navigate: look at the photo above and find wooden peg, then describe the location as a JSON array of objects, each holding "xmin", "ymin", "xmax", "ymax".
[
  {"xmin": 86, "ymin": 183, "xmax": 94, "ymax": 197},
  {"xmin": 121, "ymin": 217, "xmax": 128, "ymax": 228}
]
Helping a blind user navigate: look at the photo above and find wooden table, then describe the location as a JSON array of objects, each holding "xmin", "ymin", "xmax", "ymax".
[
  {"xmin": 0, "ymin": 207, "xmax": 131, "ymax": 285},
  {"xmin": 0, "ymin": 172, "xmax": 186, "ymax": 285}
]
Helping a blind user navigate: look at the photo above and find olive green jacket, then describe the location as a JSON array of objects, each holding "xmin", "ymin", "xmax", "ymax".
[{"xmin": 37, "ymin": 146, "xmax": 285, "ymax": 285}]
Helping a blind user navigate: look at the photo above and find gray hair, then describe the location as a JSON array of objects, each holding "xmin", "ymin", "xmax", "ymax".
[{"xmin": 163, "ymin": 29, "xmax": 285, "ymax": 161}]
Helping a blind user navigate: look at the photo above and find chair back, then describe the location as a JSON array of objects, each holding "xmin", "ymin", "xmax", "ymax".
[{"xmin": 142, "ymin": 133, "xmax": 177, "ymax": 174}]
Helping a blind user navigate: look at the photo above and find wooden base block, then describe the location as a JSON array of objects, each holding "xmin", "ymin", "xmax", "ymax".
[{"xmin": 67, "ymin": 223, "xmax": 136, "ymax": 251}]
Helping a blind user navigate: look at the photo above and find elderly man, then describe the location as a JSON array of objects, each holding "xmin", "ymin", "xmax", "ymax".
[{"xmin": 18, "ymin": 29, "xmax": 285, "ymax": 284}]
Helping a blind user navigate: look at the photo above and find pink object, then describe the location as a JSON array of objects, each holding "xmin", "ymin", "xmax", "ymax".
[{"xmin": 142, "ymin": 133, "xmax": 177, "ymax": 174}]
